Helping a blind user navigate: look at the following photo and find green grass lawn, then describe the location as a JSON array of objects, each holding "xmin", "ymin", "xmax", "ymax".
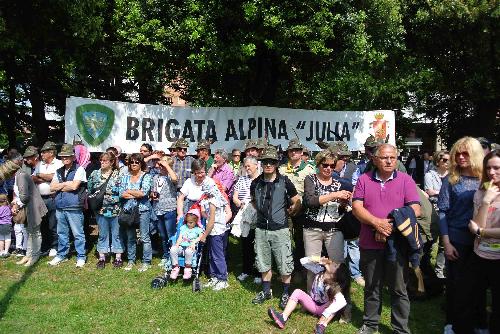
[{"xmin": 0, "ymin": 237, "xmax": 444, "ymax": 333}]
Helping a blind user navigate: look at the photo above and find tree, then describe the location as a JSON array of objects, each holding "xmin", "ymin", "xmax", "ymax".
[{"xmin": 404, "ymin": 0, "xmax": 499, "ymax": 145}]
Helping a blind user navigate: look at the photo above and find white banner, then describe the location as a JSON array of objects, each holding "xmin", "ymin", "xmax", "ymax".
[{"xmin": 65, "ymin": 96, "xmax": 395, "ymax": 154}]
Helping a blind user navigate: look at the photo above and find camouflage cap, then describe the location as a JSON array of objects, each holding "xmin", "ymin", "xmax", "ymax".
[
  {"xmin": 287, "ymin": 138, "xmax": 304, "ymax": 151},
  {"xmin": 58, "ymin": 143, "xmax": 75, "ymax": 157},
  {"xmin": 174, "ymin": 138, "xmax": 189, "ymax": 149},
  {"xmin": 244, "ymin": 139, "xmax": 258, "ymax": 151},
  {"xmin": 364, "ymin": 135, "xmax": 385, "ymax": 148},
  {"xmin": 258, "ymin": 145, "xmax": 279, "ymax": 161},
  {"xmin": 256, "ymin": 138, "xmax": 268, "ymax": 150},
  {"xmin": 196, "ymin": 139, "xmax": 211, "ymax": 150},
  {"xmin": 23, "ymin": 146, "xmax": 38, "ymax": 158},
  {"xmin": 41, "ymin": 141, "xmax": 56, "ymax": 152},
  {"xmin": 332, "ymin": 141, "xmax": 351, "ymax": 156}
]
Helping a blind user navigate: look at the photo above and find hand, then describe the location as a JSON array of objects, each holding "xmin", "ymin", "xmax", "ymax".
[
  {"xmin": 334, "ymin": 190, "xmax": 351, "ymax": 201},
  {"xmin": 469, "ymin": 220, "xmax": 480, "ymax": 235},
  {"xmin": 188, "ymin": 244, "xmax": 196, "ymax": 251},
  {"xmin": 444, "ymin": 242, "xmax": 459, "ymax": 261},
  {"xmin": 375, "ymin": 231, "xmax": 387, "ymax": 243},
  {"xmin": 483, "ymin": 185, "xmax": 500, "ymax": 205},
  {"xmin": 374, "ymin": 218, "xmax": 393, "ymax": 236},
  {"xmin": 199, "ymin": 234, "xmax": 207, "ymax": 243}
]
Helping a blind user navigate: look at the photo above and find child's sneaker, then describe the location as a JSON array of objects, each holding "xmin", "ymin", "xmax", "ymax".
[
  {"xmin": 268, "ymin": 307, "xmax": 286, "ymax": 329},
  {"xmin": 183, "ymin": 267, "xmax": 192, "ymax": 280},
  {"xmin": 170, "ymin": 266, "xmax": 180, "ymax": 279},
  {"xmin": 252, "ymin": 290, "xmax": 272, "ymax": 304},
  {"xmin": 213, "ymin": 280, "xmax": 229, "ymax": 291}
]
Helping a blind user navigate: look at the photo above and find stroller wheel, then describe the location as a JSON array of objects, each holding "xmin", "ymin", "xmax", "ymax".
[
  {"xmin": 151, "ymin": 275, "xmax": 168, "ymax": 289},
  {"xmin": 192, "ymin": 277, "xmax": 202, "ymax": 292}
]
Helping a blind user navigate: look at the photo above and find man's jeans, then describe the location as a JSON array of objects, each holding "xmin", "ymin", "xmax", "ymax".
[
  {"xmin": 55, "ymin": 209, "xmax": 86, "ymax": 260},
  {"xmin": 344, "ymin": 239, "xmax": 362, "ymax": 279},
  {"xmin": 156, "ymin": 210, "xmax": 177, "ymax": 259},
  {"xmin": 96, "ymin": 215, "xmax": 123, "ymax": 254}
]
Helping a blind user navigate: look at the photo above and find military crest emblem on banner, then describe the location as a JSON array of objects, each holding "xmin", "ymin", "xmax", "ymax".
[
  {"xmin": 75, "ymin": 104, "xmax": 115, "ymax": 146},
  {"xmin": 370, "ymin": 113, "xmax": 389, "ymax": 141}
]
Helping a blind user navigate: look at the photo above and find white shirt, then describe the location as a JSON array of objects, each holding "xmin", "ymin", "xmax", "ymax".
[
  {"xmin": 33, "ymin": 158, "xmax": 64, "ymax": 195},
  {"xmin": 180, "ymin": 178, "xmax": 203, "ymax": 202},
  {"xmin": 51, "ymin": 165, "xmax": 87, "ymax": 184}
]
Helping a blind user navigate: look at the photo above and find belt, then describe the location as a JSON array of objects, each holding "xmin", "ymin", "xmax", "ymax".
[{"xmin": 41, "ymin": 194, "xmax": 55, "ymax": 199}]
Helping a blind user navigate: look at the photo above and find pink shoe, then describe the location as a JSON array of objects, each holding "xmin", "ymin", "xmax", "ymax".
[
  {"xmin": 183, "ymin": 267, "xmax": 192, "ymax": 280},
  {"xmin": 170, "ymin": 266, "xmax": 180, "ymax": 279}
]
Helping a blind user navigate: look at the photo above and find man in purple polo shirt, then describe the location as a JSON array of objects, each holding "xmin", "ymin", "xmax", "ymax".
[
  {"xmin": 352, "ymin": 144, "xmax": 421, "ymax": 334},
  {"xmin": 208, "ymin": 148, "xmax": 236, "ymax": 195}
]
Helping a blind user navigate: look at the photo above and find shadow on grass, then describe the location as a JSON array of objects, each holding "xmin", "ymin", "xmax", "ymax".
[{"xmin": 0, "ymin": 259, "xmax": 40, "ymax": 319}]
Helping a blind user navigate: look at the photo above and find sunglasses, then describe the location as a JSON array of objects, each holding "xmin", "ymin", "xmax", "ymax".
[
  {"xmin": 321, "ymin": 163, "xmax": 336, "ymax": 169},
  {"xmin": 178, "ymin": 148, "xmax": 187, "ymax": 152},
  {"xmin": 129, "ymin": 161, "xmax": 140, "ymax": 165},
  {"xmin": 440, "ymin": 158, "xmax": 449, "ymax": 163},
  {"xmin": 262, "ymin": 159, "xmax": 276, "ymax": 166}
]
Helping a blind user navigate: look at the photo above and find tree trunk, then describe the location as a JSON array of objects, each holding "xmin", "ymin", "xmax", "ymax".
[{"xmin": 28, "ymin": 86, "xmax": 49, "ymax": 146}]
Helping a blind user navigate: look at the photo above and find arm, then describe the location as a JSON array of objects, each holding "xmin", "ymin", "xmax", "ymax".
[
  {"xmin": 175, "ymin": 231, "xmax": 184, "ymax": 247},
  {"xmin": 164, "ymin": 163, "xmax": 178, "ymax": 184},
  {"xmin": 469, "ymin": 220, "xmax": 500, "ymax": 238},
  {"xmin": 16, "ymin": 173, "xmax": 31, "ymax": 205},
  {"xmin": 177, "ymin": 192, "xmax": 186, "ymax": 218},
  {"xmin": 288, "ymin": 194, "xmax": 302, "ymax": 216},
  {"xmin": 232, "ymin": 190, "xmax": 242, "ymax": 208},
  {"xmin": 472, "ymin": 186, "xmax": 499, "ymax": 229},
  {"xmin": 200, "ymin": 203, "xmax": 216, "ymax": 242}
]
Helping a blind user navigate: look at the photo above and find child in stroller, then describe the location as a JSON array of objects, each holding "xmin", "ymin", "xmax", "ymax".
[{"xmin": 170, "ymin": 208, "xmax": 204, "ymax": 280}]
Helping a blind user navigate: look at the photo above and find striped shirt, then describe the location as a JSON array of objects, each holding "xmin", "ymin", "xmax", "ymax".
[
  {"xmin": 233, "ymin": 175, "xmax": 252, "ymax": 203},
  {"xmin": 173, "ymin": 156, "xmax": 195, "ymax": 190}
]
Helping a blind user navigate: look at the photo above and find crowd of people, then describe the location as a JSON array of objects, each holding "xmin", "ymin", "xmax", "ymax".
[{"xmin": 0, "ymin": 134, "xmax": 498, "ymax": 334}]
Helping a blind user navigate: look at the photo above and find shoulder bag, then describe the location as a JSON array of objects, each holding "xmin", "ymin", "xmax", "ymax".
[{"xmin": 88, "ymin": 171, "xmax": 114, "ymax": 213}]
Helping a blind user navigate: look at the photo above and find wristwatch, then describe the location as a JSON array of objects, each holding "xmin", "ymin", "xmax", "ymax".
[{"xmin": 476, "ymin": 227, "xmax": 482, "ymax": 238}]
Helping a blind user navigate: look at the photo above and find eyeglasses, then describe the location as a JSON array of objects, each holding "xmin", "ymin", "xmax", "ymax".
[
  {"xmin": 262, "ymin": 159, "xmax": 276, "ymax": 166},
  {"xmin": 376, "ymin": 156, "xmax": 397, "ymax": 161},
  {"xmin": 129, "ymin": 161, "xmax": 140, "ymax": 165},
  {"xmin": 178, "ymin": 148, "xmax": 187, "ymax": 152},
  {"xmin": 321, "ymin": 163, "xmax": 336, "ymax": 169},
  {"xmin": 456, "ymin": 151, "xmax": 469, "ymax": 157},
  {"xmin": 440, "ymin": 158, "xmax": 449, "ymax": 163},
  {"xmin": 232, "ymin": 154, "xmax": 241, "ymax": 157}
]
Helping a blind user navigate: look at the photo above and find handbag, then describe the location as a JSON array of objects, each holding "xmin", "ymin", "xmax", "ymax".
[
  {"xmin": 338, "ymin": 210, "xmax": 361, "ymax": 240},
  {"xmin": 88, "ymin": 171, "xmax": 114, "ymax": 213},
  {"xmin": 118, "ymin": 174, "xmax": 144, "ymax": 227},
  {"xmin": 12, "ymin": 207, "xmax": 27, "ymax": 224}
]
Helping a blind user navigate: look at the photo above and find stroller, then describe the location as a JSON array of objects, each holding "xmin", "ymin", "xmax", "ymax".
[{"xmin": 151, "ymin": 210, "xmax": 206, "ymax": 292}]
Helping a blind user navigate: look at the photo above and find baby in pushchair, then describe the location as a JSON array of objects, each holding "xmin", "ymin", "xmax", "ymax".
[{"xmin": 169, "ymin": 208, "xmax": 204, "ymax": 280}]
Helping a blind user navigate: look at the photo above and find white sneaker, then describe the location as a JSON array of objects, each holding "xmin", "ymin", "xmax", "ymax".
[
  {"xmin": 48, "ymin": 249, "xmax": 58, "ymax": 257},
  {"xmin": 124, "ymin": 262, "xmax": 134, "ymax": 271},
  {"xmin": 158, "ymin": 259, "xmax": 167, "ymax": 268},
  {"xmin": 48, "ymin": 256, "xmax": 67, "ymax": 266},
  {"xmin": 75, "ymin": 259, "xmax": 86, "ymax": 268},
  {"xmin": 213, "ymin": 280, "xmax": 229, "ymax": 291},
  {"xmin": 254, "ymin": 277, "xmax": 262, "ymax": 284},
  {"xmin": 203, "ymin": 277, "xmax": 219, "ymax": 288},
  {"xmin": 138, "ymin": 263, "xmax": 151, "ymax": 272},
  {"xmin": 444, "ymin": 324, "xmax": 455, "ymax": 334},
  {"xmin": 237, "ymin": 273, "xmax": 249, "ymax": 281}
]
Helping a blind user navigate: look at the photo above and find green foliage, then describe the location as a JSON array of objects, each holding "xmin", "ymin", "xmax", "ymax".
[{"xmin": 0, "ymin": 0, "xmax": 497, "ymax": 147}]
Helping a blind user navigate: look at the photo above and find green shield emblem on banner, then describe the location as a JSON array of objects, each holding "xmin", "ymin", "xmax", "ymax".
[{"xmin": 75, "ymin": 104, "xmax": 115, "ymax": 146}]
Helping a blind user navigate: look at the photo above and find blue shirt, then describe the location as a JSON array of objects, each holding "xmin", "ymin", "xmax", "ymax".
[
  {"xmin": 178, "ymin": 224, "xmax": 203, "ymax": 247},
  {"xmin": 437, "ymin": 175, "xmax": 480, "ymax": 245}
]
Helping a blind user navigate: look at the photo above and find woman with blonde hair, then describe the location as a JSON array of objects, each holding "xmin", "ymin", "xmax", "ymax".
[
  {"xmin": 451, "ymin": 149, "xmax": 500, "ymax": 333},
  {"xmin": 437, "ymin": 136, "xmax": 484, "ymax": 334}
]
